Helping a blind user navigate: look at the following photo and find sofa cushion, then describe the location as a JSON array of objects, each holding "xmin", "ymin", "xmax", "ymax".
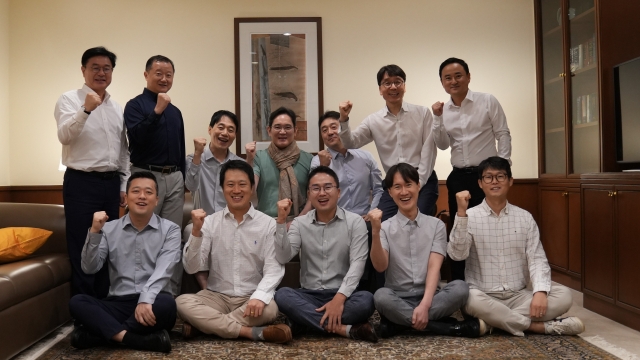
[
  {"xmin": 0, "ymin": 254, "xmax": 71, "ymax": 312},
  {"xmin": 0, "ymin": 227, "xmax": 52, "ymax": 264}
]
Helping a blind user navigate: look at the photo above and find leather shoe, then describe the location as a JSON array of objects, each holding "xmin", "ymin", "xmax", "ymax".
[
  {"xmin": 451, "ymin": 318, "xmax": 485, "ymax": 338},
  {"xmin": 349, "ymin": 322, "xmax": 378, "ymax": 343},
  {"xmin": 262, "ymin": 324, "xmax": 293, "ymax": 343},
  {"xmin": 182, "ymin": 321, "xmax": 202, "ymax": 339},
  {"xmin": 70, "ymin": 326, "xmax": 107, "ymax": 349},
  {"xmin": 379, "ymin": 316, "xmax": 407, "ymax": 338}
]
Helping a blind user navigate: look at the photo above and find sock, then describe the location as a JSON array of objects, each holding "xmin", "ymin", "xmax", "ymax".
[
  {"xmin": 345, "ymin": 325, "xmax": 353, "ymax": 338},
  {"xmin": 251, "ymin": 326, "xmax": 266, "ymax": 341}
]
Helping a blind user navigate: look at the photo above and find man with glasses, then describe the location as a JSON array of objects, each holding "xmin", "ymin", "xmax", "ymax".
[
  {"xmin": 432, "ymin": 58, "xmax": 512, "ymax": 281},
  {"xmin": 448, "ymin": 156, "xmax": 584, "ymax": 337},
  {"xmin": 245, "ymin": 107, "xmax": 313, "ymax": 224},
  {"xmin": 273, "ymin": 166, "xmax": 378, "ymax": 343},
  {"xmin": 338, "ymin": 64, "xmax": 438, "ymax": 222},
  {"xmin": 55, "ymin": 46, "xmax": 130, "ymax": 298}
]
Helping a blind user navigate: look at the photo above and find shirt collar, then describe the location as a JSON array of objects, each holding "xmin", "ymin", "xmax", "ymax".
[
  {"xmin": 81, "ymin": 84, "xmax": 111, "ymax": 102},
  {"xmin": 311, "ymin": 206, "xmax": 345, "ymax": 224},
  {"xmin": 223, "ymin": 204, "xmax": 256, "ymax": 221},
  {"xmin": 142, "ymin": 87, "xmax": 159, "ymax": 101},
  {"xmin": 446, "ymin": 89, "xmax": 474, "ymax": 109},
  {"xmin": 327, "ymin": 147, "xmax": 350, "ymax": 159},
  {"xmin": 384, "ymin": 102, "xmax": 409, "ymax": 116},
  {"xmin": 478, "ymin": 198, "xmax": 510, "ymax": 216},
  {"xmin": 202, "ymin": 145, "xmax": 233, "ymax": 163},
  {"xmin": 395, "ymin": 210, "xmax": 421, "ymax": 228},
  {"xmin": 121, "ymin": 213, "xmax": 160, "ymax": 230}
]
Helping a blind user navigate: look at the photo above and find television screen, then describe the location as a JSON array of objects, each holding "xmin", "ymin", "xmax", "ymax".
[{"xmin": 615, "ymin": 56, "xmax": 640, "ymax": 163}]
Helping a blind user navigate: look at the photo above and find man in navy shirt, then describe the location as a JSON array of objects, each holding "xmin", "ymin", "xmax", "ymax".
[{"xmin": 124, "ymin": 55, "xmax": 186, "ymax": 230}]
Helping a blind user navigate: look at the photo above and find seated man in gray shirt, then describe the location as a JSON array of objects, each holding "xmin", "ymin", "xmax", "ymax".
[
  {"xmin": 176, "ymin": 160, "xmax": 291, "ymax": 344},
  {"xmin": 184, "ymin": 110, "xmax": 243, "ymax": 289},
  {"xmin": 68, "ymin": 171, "xmax": 182, "ymax": 353},
  {"xmin": 369, "ymin": 163, "xmax": 486, "ymax": 338},
  {"xmin": 274, "ymin": 166, "xmax": 378, "ymax": 343}
]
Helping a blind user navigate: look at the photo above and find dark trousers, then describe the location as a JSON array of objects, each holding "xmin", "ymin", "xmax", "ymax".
[
  {"xmin": 446, "ymin": 167, "xmax": 485, "ymax": 281},
  {"xmin": 69, "ymin": 292, "xmax": 177, "ymax": 340},
  {"xmin": 63, "ymin": 168, "xmax": 120, "ymax": 298},
  {"xmin": 275, "ymin": 288, "xmax": 375, "ymax": 333},
  {"xmin": 378, "ymin": 170, "xmax": 439, "ymax": 222},
  {"xmin": 358, "ymin": 222, "xmax": 386, "ymax": 293}
]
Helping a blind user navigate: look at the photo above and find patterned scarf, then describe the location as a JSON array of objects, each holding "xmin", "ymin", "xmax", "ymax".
[{"xmin": 267, "ymin": 141, "xmax": 303, "ymax": 222}]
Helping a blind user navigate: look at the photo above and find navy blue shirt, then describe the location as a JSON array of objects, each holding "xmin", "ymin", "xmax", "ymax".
[{"xmin": 124, "ymin": 88, "xmax": 186, "ymax": 173}]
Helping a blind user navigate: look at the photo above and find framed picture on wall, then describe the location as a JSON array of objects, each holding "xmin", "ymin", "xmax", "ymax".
[{"xmin": 234, "ymin": 17, "xmax": 324, "ymax": 155}]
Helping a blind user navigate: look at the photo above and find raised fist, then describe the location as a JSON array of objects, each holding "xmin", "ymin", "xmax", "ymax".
[
  {"xmin": 432, "ymin": 101, "xmax": 444, "ymax": 117},
  {"xmin": 90, "ymin": 211, "xmax": 109, "ymax": 233},
  {"xmin": 154, "ymin": 93, "xmax": 171, "ymax": 115},
  {"xmin": 193, "ymin": 137, "xmax": 207, "ymax": 155},
  {"xmin": 318, "ymin": 150, "xmax": 332, "ymax": 167},
  {"xmin": 365, "ymin": 208, "xmax": 383, "ymax": 230},
  {"xmin": 455, "ymin": 191, "xmax": 471, "ymax": 216},
  {"xmin": 338, "ymin": 101, "xmax": 353, "ymax": 122},
  {"xmin": 191, "ymin": 209, "xmax": 207, "ymax": 234},
  {"xmin": 84, "ymin": 92, "xmax": 102, "ymax": 112},
  {"xmin": 245, "ymin": 141, "xmax": 257, "ymax": 164},
  {"xmin": 276, "ymin": 198, "xmax": 293, "ymax": 224}
]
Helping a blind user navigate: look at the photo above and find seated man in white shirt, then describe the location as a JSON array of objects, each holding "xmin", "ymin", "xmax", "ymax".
[
  {"xmin": 176, "ymin": 160, "xmax": 291, "ymax": 343},
  {"xmin": 369, "ymin": 164, "xmax": 484, "ymax": 338},
  {"xmin": 448, "ymin": 156, "xmax": 584, "ymax": 337}
]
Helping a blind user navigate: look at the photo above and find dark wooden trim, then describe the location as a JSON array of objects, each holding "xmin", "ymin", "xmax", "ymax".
[
  {"xmin": 234, "ymin": 17, "xmax": 324, "ymax": 156},
  {"xmin": 1, "ymin": 185, "xmax": 64, "ymax": 205},
  {"xmin": 584, "ymin": 294, "xmax": 640, "ymax": 332}
]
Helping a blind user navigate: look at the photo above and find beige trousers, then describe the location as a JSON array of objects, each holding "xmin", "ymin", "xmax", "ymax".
[
  {"xmin": 176, "ymin": 290, "xmax": 279, "ymax": 339},
  {"xmin": 464, "ymin": 284, "xmax": 573, "ymax": 336}
]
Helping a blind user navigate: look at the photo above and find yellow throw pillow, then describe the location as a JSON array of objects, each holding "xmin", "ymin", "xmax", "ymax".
[{"xmin": 0, "ymin": 227, "xmax": 53, "ymax": 264}]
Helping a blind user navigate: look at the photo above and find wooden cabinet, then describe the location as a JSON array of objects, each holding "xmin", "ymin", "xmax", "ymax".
[{"xmin": 582, "ymin": 173, "xmax": 640, "ymax": 332}]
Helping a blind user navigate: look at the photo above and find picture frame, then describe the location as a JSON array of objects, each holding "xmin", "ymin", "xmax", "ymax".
[{"xmin": 234, "ymin": 17, "xmax": 324, "ymax": 155}]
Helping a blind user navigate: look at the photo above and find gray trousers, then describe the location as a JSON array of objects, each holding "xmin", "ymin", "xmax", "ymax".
[
  {"xmin": 374, "ymin": 280, "xmax": 469, "ymax": 327},
  {"xmin": 132, "ymin": 167, "xmax": 185, "ymax": 295}
]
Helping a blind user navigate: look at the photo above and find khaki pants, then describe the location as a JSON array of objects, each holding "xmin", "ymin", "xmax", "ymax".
[
  {"xmin": 176, "ymin": 290, "xmax": 279, "ymax": 339},
  {"xmin": 464, "ymin": 284, "xmax": 573, "ymax": 336}
]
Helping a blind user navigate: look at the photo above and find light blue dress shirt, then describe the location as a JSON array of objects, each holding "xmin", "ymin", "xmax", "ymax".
[{"xmin": 310, "ymin": 148, "xmax": 383, "ymax": 216}]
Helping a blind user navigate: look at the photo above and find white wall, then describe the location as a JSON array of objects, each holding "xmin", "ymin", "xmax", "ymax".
[
  {"xmin": 0, "ymin": 0, "xmax": 10, "ymax": 186},
  {"xmin": 7, "ymin": 0, "xmax": 538, "ymax": 185}
]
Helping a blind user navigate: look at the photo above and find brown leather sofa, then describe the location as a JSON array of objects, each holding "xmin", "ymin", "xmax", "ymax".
[{"xmin": 0, "ymin": 203, "xmax": 71, "ymax": 360}]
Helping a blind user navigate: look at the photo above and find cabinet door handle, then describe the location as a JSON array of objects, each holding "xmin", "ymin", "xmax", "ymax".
[
  {"xmin": 570, "ymin": 72, "xmax": 575, "ymax": 77},
  {"xmin": 613, "ymin": 191, "xmax": 617, "ymax": 196},
  {"xmin": 562, "ymin": 192, "xmax": 568, "ymax": 196},
  {"xmin": 607, "ymin": 191, "xmax": 615, "ymax": 197}
]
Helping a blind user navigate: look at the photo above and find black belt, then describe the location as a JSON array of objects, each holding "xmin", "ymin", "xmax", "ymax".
[
  {"xmin": 67, "ymin": 168, "xmax": 121, "ymax": 179},
  {"xmin": 134, "ymin": 164, "xmax": 179, "ymax": 174},
  {"xmin": 452, "ymin": 166, "xmax": 479, "ymax": 174}
]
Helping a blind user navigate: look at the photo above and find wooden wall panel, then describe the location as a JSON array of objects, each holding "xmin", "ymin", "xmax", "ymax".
[
  {"xmin": 0, "ymin": 187, "xmax": 11, "ymax": 202},
  {"xmin": 9, "ymin": 186, "xmax": 63, "ymax": 205}
]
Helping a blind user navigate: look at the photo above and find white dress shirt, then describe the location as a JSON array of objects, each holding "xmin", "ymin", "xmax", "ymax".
[
  {"xmin": 448, "ymin": 200, "xmax": 551, "ymax": 294},
  {"xmin": 274, "ymin": 207, "xmax": 368, "ymax": 297},
  {"xmin": 339, "ymin": 102, "xmax": 436, "ymax": 187},
  {"xmin": 380, "ymin": 211, "xmax": 448, "ymax": 293},
  {"xmin": 310, "ymin": 148, "xmax": 383, "ymax": 216},
  {"xmin": 432, "ymin": 90, "xmax": 511, "ymax": 167},
  {"xmin": 55, "ymin": 84, "xmax": 130, "ymax": 191},
  {"xmin": 183, "ymin": 205, "xmax": 284, "ymax": 304}
]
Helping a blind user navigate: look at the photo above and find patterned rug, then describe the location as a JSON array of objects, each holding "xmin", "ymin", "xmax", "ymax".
[{"xmin": 36, "ymin": 315, "xmax": 618, "ymax": 359}]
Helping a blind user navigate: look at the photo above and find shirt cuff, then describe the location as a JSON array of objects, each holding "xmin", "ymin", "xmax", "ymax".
[
  {"xmin": 250, "ymin": 290, "xmax": 273, "ymax": 305},
  {"xmin": 275, "ymin": 223, "xmax": 287, "ymax": 238},
  {"xmin": 532, "ymin": 283, "xmax": 551, "ymax": 294},
  {"xmin": 138, "ymin": 291, "xmax": 157, "ymax": 305},
  {"xmin": 337, "ymin": 285, "xmax": 354, "ymax": 298},
  {"xmin": 454, "ymin": 214, "xmax": 468, "ymax": 226},
  {"xmin": 87, "ymin": 230, "xmax": 102, "ymax": 244},
  {"xmin": 76, "ymin": 108, "xmax": 90, "ymax": 123}
]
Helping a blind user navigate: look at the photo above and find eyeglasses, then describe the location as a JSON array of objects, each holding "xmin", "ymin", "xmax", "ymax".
[
  {"xmin": 309, "ymin": 184, "xmax": 336, "ymax": 194},
  {"xmin": 272, "ymin": 125, "xmax": 294, "ymax": 132},
  {"xmin": 381, "ymin": 80, "xmax": 405, "ymax": 88},
  {"xmin": 90, "ymin": 66, "xmax": 113, "ymax": 74},
  {"xmin": 481, "ymin": 174, "xmax": 508, "ymax": 184}
]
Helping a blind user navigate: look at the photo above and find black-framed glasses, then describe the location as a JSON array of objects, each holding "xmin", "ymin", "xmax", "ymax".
[
  {"xmin": 309, "ymin": 184, "xmax": 336, "ymax": 194},
  {"xmin": 481, "ymin": 174, "xmax": 508, "ymax": 184},
  {"xmin": 272, "ymin": 125, "xmax": 294, "ymax": 132},
  {"xmin": 381, "ymin": 80, "xmax": 404, "ymax": 88}
]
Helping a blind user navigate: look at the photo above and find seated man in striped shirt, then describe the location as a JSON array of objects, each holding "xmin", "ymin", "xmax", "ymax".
[
  {"xmin": 448, "ymin": 156, "xmax": 584, "ymax": 336},
  {"xmin": 176, "ymin": 160, "xmax": 291, "ymax": 344}
]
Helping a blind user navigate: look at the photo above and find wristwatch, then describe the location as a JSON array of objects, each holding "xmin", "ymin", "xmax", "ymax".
[{"xmin": 82, "ymin": 106, "xmax": 91, "ymax": 115}]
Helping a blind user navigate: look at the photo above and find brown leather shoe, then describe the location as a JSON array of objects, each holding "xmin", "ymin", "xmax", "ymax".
[
  {"xmin": 182, "ymin": 321, "xmax": 202, "ymax": 339},
  {"xmin": 262, "ymin": 324, "xmax": 293, "ymax": 343},
  {"xmin": 349, "ymin": 322, "xmax": 378, "ymax": 343}
]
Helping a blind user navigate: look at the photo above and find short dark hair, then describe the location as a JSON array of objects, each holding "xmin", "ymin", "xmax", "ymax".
[
  {"xmin": 377, "ymin": 64, "xmax": 406, "ymax": 86},
  {"xmin": 318, "ymin": 110, "xmax": 340, "ymax": 128},
  {"xmin": 439, "ymin": 57, "xmax": 470, "ymax": 78},
  {"xmin": 126, "ymin": 171, "xmax": 158, "ymax": 193},
  {"xmin": 220, "ymin": 160, "xmax": 255, "ymax": 188},
  {"xmin": 308, "ymin": 166, "xmax": 340, "ymax": 190},
  {"xmin": 384, "ymin": 163, "xmax": 419, "ymax": 189},
  {"xmin": 81, "ymin": 47, "xmax": 116, "ymax": 68},
  {"xmin": 145, "ymin": 55, "xmax": 175, "ymax": 72},
  {"xmin": 210, "ymin": 110, "xmax": 239, "ymax": 129},
  {"xmin": 268, "ymin": 107, "xmax": 296, "ymax": 127},
  {"xmin": 477, "ymin": 156, "xmax": 512, "ymax": 179}
]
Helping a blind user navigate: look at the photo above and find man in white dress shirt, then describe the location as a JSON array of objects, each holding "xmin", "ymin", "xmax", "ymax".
[
  {"xmin": 448, "ymin": 156, "xmax": 584, "ymax": 337},
  {"xmin": 176, "ymin": 160, "xmax": 291, "ymax": 343},
  {"xmin": 54, "ymin": 46, "xmax": 130, "ymax": 298},
  {"xmin": 431, "ymin": 57, "xmax": 512, "ymax": 281}
]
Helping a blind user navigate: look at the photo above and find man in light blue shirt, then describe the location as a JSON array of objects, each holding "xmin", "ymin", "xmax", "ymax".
[{"xmin": 68, "ymin": 171, "xmax": 182, "ymax": 353}]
